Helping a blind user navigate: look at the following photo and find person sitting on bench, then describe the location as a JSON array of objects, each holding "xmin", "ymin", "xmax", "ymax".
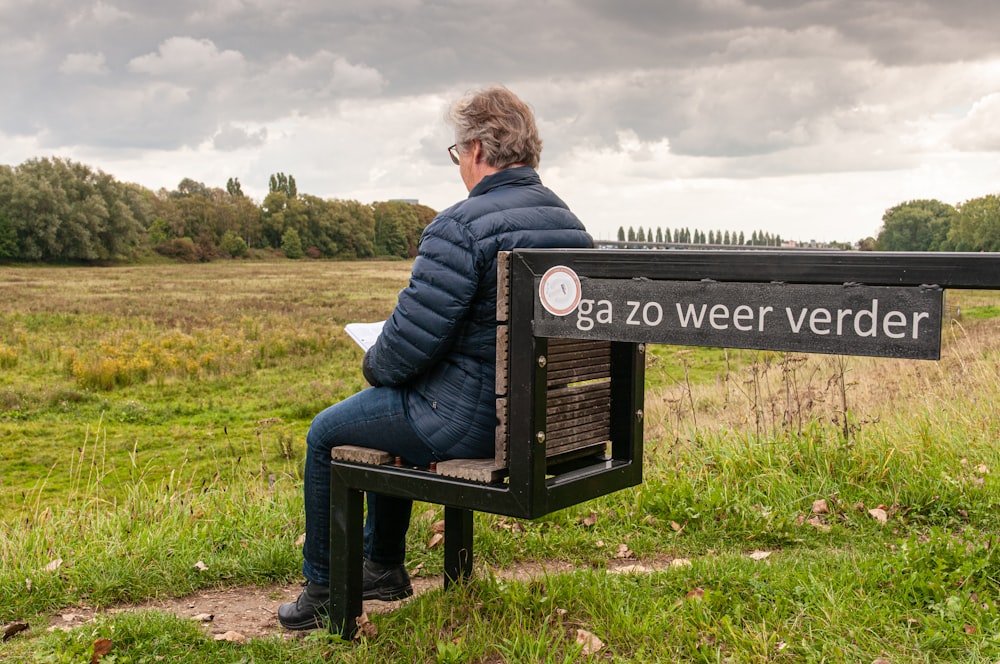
[{"xmin": 278, "ymin": 86, "xmax": 593, "ymax": 630}]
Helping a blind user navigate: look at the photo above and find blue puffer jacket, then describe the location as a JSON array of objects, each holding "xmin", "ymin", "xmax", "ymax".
[{"xmin": 363, "ymin": 166, "xmax": 593, "ymax": 458}]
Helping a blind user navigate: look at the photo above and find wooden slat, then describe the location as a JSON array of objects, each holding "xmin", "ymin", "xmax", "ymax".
[
  {"xmin": 548, "ymin": 354, "xmax": 612, "ymax": 371},
  {"xmin": 494, "ymin": 397, "xmax": 508, "ymax": 464},
  {"xmin": 548, "ymin": 409, "xmax": 612, "ymax": 434},
  {"xmin": 547, "ymin": 344, "xmax": 611, "ymax": 363},
  {"xmin": 547, "ymin": 383, "xmax": 611, "ymax": 410},
  {"xmin": 436, "ymin": 458, "xmax": 507, "ymax": 483},
  {"xmin": 548, "ymin": 417, "xmax": 610, "ymax": 441},
  {"xmin": 331, "ymin": 445, "xmax": 393, "ymax": 465},
  {"xmin": 496, "ymin": 251, "xmax": 510, "ymax": 323},
  {"xmin": 547, "ymin": 350, "xmax": 612, "ymax": 368},
  {"xmin": 547, "ymin": 355, "xmax": 611, "ymax": 370},
  {"xmin": 495, "ymin": 324, "xmax": 509, "ymax": 396},
  {"xmin": 546, "ymin": 429, "xmax": 610, "ymax": 455},
  {"xmin": 548, "ymin": 391, "xmax": 611, "ymax": 417},
  {"xmin": 495, "ymin": 335, "xmax": 616, "ymax": 470},
  {"xmin": 548, "ymin": 399, "xmax": 611, "ymax": 422},
  {"xmin": 548, "ymin": 367, "xmax": 611, "ymax": 385},
  {"xmin": 548, "ymin": 403, "xmax": 612, "ymax": 427},
  {"xmin": 545, "ymin": 342, "xmax": 612, "ymax": 386},
  {"xmin": 547, "ymin": 338, "xmax": 611, "ymax": 354}
]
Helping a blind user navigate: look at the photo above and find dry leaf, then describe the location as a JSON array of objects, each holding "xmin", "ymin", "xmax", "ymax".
[
  {"xmin": 748, "ymin": 550, "xmax": 771, "ymax": 561},
  {"xmin": 2, "ymin": 621, "xmax": 30, "ymax": 642},
  {"xmin": 868, "ymin": 508, "xmax": 888, "ymax": 525},
  {"xmin": 431, "ymin": 520, "xmax": 445, "ymax": 534},
  {"xmin": 615, "ymin": 544, "xmax": 633, "ymax": 559},
  {"xmin": 295, "ymin": 533, "xmax": 306, "ymax": 547},
  {"xmin": 193, "ymin": 561, "xmax": 209, "ymax": 572},
  {"xmin": 610, "ymin": 564, "xmax": 651, "ymax": 575},
  {"xmin": 976, "ymin": 464, "xmax": 989, "ymax": 475},
  {"xmin": 192, "ymin": 613, "xmax": 214, "ymax": 622},
  {"xmin": 581, "ymin": 511, "xmax": 598, "ymax": 528},
  {"xmin": 670, "ymin": 557, "xmax": 692, "ymax": 568},
  {"xmin": 44, "ymin": 558, "xmax": 63, "ymax": 573},
  {"xmin": 670, "ymin": 521, "xmax": 684, "ymax": 532},
  {"xmin": 576, "ymin": 629, "xmax": 605, "ymax": 655},
  {"xmin": 24, "ymin": 578, "xmax": 31, "ymax": 591},
  {"xmin": 872, "ymin": 659, "xmax": 892, "ymax": 664},
  {"xmin": 812, "ymin": 498, "xmax": 829, "ymax": 515},
  {"xmin": 354, "ymin": 612, "xmax": 378, "ymax": 639},
  {"xmin": 214, "ymin": 631, "xmax": 246, "ymax": 643},
  {"xmin": 685, "ymin": 587, "xmax": 705, "ymax": 600},
  {"xmin": 963, "ymin": 624, "xmax": 977, "ymax": 635},
  {"xmin": 91, "ymin": 638, "xmax": 113, "ymax": 663},
  {"xmin": 427, "ymin": 533, "xmax": 444, "ymax": 549},
  {"xmin": 595, "ymin": 540, "xmax": 605, "ymax": 548},
  {"xmin": 807, "ymin": 516, "xmax": 831, "ymax": 533}
]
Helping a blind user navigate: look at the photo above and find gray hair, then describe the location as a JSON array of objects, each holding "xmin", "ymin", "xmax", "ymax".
[{"xmin": 447, "ymin": 86, "xmax": 542, "ymax": 169}]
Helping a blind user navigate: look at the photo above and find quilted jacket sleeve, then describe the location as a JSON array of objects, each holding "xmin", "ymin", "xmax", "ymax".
[{"xmin": 362, "ymin": 214, "xmax": 481, "ymax": 387}]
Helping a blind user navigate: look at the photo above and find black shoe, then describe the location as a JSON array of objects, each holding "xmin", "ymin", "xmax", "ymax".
[
  {"xmin": 362, "ymin": 559, "xmax": 413, "ymax": 601},
  {"xmin": 278, "ymin": 581, "xmax": 330, "ymax": 630}
]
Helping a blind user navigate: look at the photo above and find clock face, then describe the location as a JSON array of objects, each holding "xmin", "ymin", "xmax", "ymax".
[{"xmin": 538, "ymin": 266, "xmax": 582, "ymax": 316}]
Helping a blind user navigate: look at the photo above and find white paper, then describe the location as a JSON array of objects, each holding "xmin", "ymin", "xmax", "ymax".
[{"xmin": 344, "ymin": 321, "xmax": 385, "ymax": 351}]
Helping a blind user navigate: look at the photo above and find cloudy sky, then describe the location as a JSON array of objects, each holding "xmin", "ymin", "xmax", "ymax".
[{"xmin": 3, "ymin": 0, "xmax": 999, "ymax": 243}]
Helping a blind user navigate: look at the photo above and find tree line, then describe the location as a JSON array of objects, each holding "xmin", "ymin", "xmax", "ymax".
[
  {"xmin": 617, "ymin": 225, "xmax": 784, "ymax": 247},
  {"xmin": 0, "ymin": 157, "xmax": 436, "ymax": 262},
  {"xmin": 868, "ymin": 196, "xmax": 1000, "ymax": 252},
  {"xmin": 3, "ymin": 157, "xmax": 995, "ymax": 263}
]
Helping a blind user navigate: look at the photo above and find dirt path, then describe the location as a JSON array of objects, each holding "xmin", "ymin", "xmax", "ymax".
[
  {"xmin": 43, "ymin": 559, "xmax": 677, "ymax": 642},
  {"xmin": 46, "ymin": 577, "xmax": 441, "ymax": 642}
]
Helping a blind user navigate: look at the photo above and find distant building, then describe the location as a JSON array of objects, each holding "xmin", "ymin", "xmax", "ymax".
[{"xmin": 389, "ymin": 198, "xmax": 420, "ymax": 205}]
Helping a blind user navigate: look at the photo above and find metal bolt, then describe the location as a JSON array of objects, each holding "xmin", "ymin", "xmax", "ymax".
[
  {"xmin": 636, "ymin": 409, "xmax": 644, "ymax": 421},
  {"xmin": 536, "ymin": 431, "xmax": 546, "ymax": 443},
  {"xmin": 537, "ymin": 355, "xmax": 547, "ymax": 367},
  {"xmin": 638, "ymin": 343, "xmax": 646, "ymax": 354}
]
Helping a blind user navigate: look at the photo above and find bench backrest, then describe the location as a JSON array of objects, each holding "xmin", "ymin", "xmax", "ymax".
[
  {"xmin": 495, "ymin": 335, "xmax": 613, "ymax": 468},
  {"xmin": 495, "ymin": 251, "xmax": 643, "ymax": 474}
]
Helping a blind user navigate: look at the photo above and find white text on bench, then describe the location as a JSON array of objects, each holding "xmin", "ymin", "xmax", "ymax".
[{"xmin": 577, "ymin": 298, "xmax": 931, "ymax": 339}]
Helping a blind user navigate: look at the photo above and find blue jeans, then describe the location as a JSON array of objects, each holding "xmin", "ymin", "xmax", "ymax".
[{"xmin": 301, "ymin": 386, "xmax": 437, "ymax": 586}]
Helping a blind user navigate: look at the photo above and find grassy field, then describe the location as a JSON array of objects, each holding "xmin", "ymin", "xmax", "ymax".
[{"xmin": 1, "ymin": 260, "xmax": 999, "ymax": 663}]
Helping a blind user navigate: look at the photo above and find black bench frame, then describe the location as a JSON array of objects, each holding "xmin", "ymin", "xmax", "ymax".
[
  {"xmin": 328, "ymin": 248, "xmax": 999, "ymax": 637},
  {"xmin": 329, "ymin": 250, "xmax": 645, "ymax": 637}
]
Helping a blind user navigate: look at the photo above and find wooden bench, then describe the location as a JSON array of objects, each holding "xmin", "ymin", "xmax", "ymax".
[{"xmin": 328, "ymin": 247, "xmax": 998, "ymax": 637}]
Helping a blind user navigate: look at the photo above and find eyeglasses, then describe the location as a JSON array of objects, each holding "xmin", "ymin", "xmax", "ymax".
[{"xmin": 448, "ymin": 144, "xmax": 460, "ymax": 165}]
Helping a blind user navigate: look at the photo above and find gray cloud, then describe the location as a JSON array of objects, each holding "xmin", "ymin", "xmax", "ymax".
[
  {"xmin": 2, "ymin": 0, "xmax": 999, "ymax": 242},
  {"xmin": 951, "ymin": 93, "xmax": 1000, "ymax": 152},
  {"xmin": 212, "ymin": 123, "xmax": 268, "ymax": 151}
]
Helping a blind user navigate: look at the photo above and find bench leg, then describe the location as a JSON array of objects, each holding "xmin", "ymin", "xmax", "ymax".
[
  {"xmin": 444, "ymin": 506, "xmax": 473, "ymax": 588},
  {"xmin": 329, "ymin": 478, "xmax": 364, "ymax": 638}
]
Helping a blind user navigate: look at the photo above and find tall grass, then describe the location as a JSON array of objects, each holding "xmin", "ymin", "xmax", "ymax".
[{"xmin": 1, "ymin": 262, "xmax": 999, "ymax": 662}]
